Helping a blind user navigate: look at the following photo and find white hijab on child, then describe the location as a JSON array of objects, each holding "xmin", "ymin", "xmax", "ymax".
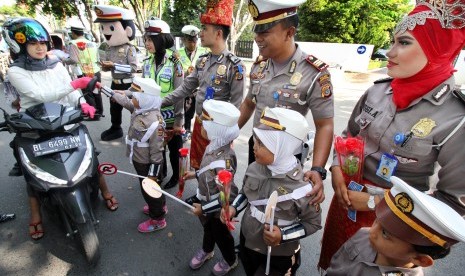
[
  {"xmin": 254, "ymin": 128, "xmax": 302, "ymax": 176},
  {"xmin": 132, "ymin": 92, "xmax": 162, "ymax": 115},
  {"xmin": 202, "ymin": 120, "xmax": 240, "ymax": 153}
]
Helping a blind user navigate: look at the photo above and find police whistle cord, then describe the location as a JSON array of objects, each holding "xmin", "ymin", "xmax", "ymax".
[{"xmin": 98, "ymin": 163, "xmax": 194, "ymax": 211}]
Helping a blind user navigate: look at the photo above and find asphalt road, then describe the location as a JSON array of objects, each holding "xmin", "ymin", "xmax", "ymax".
[{"xmin": 0, "ymin": 69, "xmax": 464, "ymax": 275}]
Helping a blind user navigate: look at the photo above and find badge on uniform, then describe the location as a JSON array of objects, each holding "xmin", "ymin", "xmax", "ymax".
[
  {"xmin": 217, "ymin": 64, "xmax": 226, "ymax": 76},
  {"xmin": 411, "ymin": 118, "xmax": 436, "ymax": 138},
  {"xmin": 321, "ymin": 83, "xmax": 332, "ymax": 98},
  {"xmin": 198, "ymin": 56, "xmax": 207, "ymax": 69},
  {"xmin": 143, "ymin": 63, "xmax": 151, "ymax": 78},
  {"xmin": 290, "ymin": 72, "xmax": 302, "ymax": 86},
  {"xmin": 376, "ymin": 153, "xmax": 398, "ymax": 181},
  {"xmin": 206, "ymin": 86, "xmax": 215, "ymax": 100}
]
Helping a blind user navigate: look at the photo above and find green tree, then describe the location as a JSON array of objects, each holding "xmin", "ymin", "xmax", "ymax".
[
  {"xmin": 0, "ymin": 4, "xmax": 34, "ymax": 19},
  {"xmin": 299, "ymin": 0, "xmax": 412, "ymax": 49},
  {"xmin": 164, "ymin": 0, "xmax": 206, "ymax": 36}
]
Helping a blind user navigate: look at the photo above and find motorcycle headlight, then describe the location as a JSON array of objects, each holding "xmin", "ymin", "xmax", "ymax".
[
  {"xmin": 71, "ymin": 133, "xmax": 93, "ymax": 182},
  {"xmin": 19, "ymin": 147, "xmax": 67, "ymax": 185}
]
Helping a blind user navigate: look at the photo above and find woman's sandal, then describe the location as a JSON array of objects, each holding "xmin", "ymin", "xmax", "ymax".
[
  {"xmin": 102, "ymin": 194, "xmax": 119, "ymax": 211},
  {"xmin": 29, "ymin": 221, "xmax": 44, "ymax": 240}
]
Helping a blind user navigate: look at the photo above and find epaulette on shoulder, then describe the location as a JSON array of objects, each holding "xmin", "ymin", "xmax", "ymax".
[
  {"xmin": 254, "ymin": 55, "xmax": 268, "ymax": 64},
  {"xmin": 373, "ymin": 77, "xmax": 393, "ymax": 84},
  {"xmin": 227, "ymin": 53, "xmax": 241, "ymax": 65},
  {"xmin": 452, "ymin": 89, "xmax": 465, "ymax": 108},
  {"xmin": 199, "ymin": 52, "xmax": 210, "ymax": 58},
  {"xmin": 306, "ymin": 55, "xmax": 328, "ymax": 71}
]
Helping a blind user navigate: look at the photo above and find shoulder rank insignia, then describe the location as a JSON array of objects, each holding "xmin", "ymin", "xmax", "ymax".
[
  {"xmin": 433, "ymin": 84, "xmax": 450, "ymax": 102},
  {"xmin": 227, "ymin": 53, "xmax": 241, "ymax": 65},
  {"xmin": 306, "ymin": 55, "xmax": 328, "ymax": 71},
  {"xmin": 225, "ymin": 159, "xmax": 231, "ymax": 170},
  {"xmin": 373, "ymin": 77, "xmax": 393, "ymax": 84}
]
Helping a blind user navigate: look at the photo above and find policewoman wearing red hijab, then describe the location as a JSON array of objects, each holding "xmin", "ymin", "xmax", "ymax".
[{"xmin": 319, "ymin": 0, "xmax": 465, "ymax": 271}]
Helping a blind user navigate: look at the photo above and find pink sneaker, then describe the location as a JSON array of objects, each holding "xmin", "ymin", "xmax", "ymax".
[
  {"xmin": 189, "ymin": 249, "xmax": 214, "ymax": 270},
  {"xmin": 143, "ymin": 204, "xmax": 168, "ymax": 215},
  {"xmin": 137, "ymin": 218, "xmax": 166, "ymax": 233},
  {"xmin": 212, "ymin": 258, "xmax": 238, "ymax": 276}
]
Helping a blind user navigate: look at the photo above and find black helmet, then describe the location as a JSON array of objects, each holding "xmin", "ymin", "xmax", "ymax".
[{"xmin": 2, "ymin": 17, "xmax": 51, "ymax": 54}]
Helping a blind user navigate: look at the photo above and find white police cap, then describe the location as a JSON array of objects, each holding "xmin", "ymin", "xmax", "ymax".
[
  {"xmin": 144, "ymin": 18, "xmax": 170, "ymax": 35},
  {"xmin": 258, "ymin": 107, "xmax": 310, "ymax": 141},
  {"xmin": 181, "ymin": 25, "xmax": 200, "ymax": 37},
  {"xmin": 201, "ymin": 100, "xmax": 240, "ymax": 127},
  {"xmin": 93, "ymin": 5, "xmax": 135, "ymax": 22},
  {"xmin": 130, "ymin": 77, "xmax": 161, "ymax": 97},
  {"xmin": 376, "ymin": 176, "xmax": 465, "ymax": 247}
]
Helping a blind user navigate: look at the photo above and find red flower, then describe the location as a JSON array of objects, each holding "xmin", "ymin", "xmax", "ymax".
[{"xmin": 76, "ymin": 42, "xmax": 86, "ymax": 51}]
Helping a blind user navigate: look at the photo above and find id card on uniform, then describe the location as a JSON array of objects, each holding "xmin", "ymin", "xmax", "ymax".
[
  {"xmin": 347, "ymin": 181, "xmax": 364, "ymax": 222},
  {"xmin": 143, "ymin": 63, "xmax": 151, "ymax": 78},
  {"xmin": 376, "ymin": 153, "xmax": 398, "ymax": 181}
]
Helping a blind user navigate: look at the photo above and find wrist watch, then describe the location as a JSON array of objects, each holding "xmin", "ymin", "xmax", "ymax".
[
  {"xmin": 367, "ymin": 195, "xmax": 376, "ymax": 210},
  {"xmin": 311, "ymin": 166, "xmax": 327, "ymax": 180}
]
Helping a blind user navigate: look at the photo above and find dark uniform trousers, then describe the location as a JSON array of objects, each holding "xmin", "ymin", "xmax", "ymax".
[
  {"xmin": 132, "ymin": 160, "xmax": 166, "ymax": 219},
  {"xmin": 200, "ymin": 215, "xmax": 236, "ymax": 266},
  {"xmin": 240, "ymin": 231, "xmax": 301, "ymax": 276},
  {"xmin": 110, "ymin": 82, "xmax": 131, "ymax": 128}
]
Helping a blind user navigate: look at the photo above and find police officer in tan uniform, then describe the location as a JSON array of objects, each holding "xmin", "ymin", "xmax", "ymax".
[
  {"xmin": 94, "ymin": 5, "xmax": 138, "ymax": 141},
  {"xmin": 238, "ymin": 0, "xmax": 334, "ymax": 203},
  {"xmin": 162, "ymin": 0, "xmax": 245, "ymax": 170},
  {"xmin": 327, "ymin": 177, "xmax": 465, "ymax": 276}
]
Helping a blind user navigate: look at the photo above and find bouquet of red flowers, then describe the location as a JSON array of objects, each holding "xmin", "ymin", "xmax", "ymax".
[{"xmin": 334, "ymin": 135, "xmax": 365, "ymax": 184}]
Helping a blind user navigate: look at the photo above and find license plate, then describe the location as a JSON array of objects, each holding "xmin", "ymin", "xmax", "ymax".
[{"xmin": 32, "ymin": 136, "xmax": 82, "ymax": 157}]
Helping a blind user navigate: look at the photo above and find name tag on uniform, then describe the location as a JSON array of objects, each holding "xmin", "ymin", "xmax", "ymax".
[{"xmin": 376, "ymin": 153, "xmax": 398, "ymax": 181}]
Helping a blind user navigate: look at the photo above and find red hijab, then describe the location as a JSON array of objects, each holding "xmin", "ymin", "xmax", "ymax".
[{"xmin": 391, "ymin": 5, "xmax": 465, "ymax": 109}]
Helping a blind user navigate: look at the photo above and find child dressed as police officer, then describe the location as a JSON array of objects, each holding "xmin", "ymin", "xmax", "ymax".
[
  {"xmin": 223, "ymin": 107, "xmax": 322, "ymax": 275},
  {"xmin": 326, "ymin": 176, "xmax": 465, "ymax": 276},
  {"xmin": 182, "ymin": 99, "xmax": 240, "ymax": 276},
  {"xmin": 107, "ymin": 77, "xmax": 167, "ymax": 233}
]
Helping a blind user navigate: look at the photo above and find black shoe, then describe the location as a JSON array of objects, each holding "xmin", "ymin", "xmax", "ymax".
[
  {"xmin": 8, "ymin": 163, "xmax": 22, "ymax": 177},
  {"xmin": 163, "ymin": 177, "xmax": 178, "ymax": 189},
  {"xmin": 185, "ymin": 194, "xmax": 201, "ymax": 206},
  {"xmin": 0, "ymin": 214, "xmax": 15, "ymax": 223},
  {"xmin": 101, "ymin": 127, "xmax": 123, "ymax": 141}
]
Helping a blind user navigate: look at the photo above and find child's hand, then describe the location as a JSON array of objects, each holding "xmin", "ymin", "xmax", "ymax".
[
  {"xmin": 263, "ymin": 224, "xmax": 282, "ymax": 247},
  {"xmin": 183, "ymin": 171, "xmax": 196, "ymax": 180},
  {"xmin": 113, "ymin": 90, "xmax": 126, "ymax": 95},
  {"xmin": 220, "ymin": 206, "xmax": 236, "ymax": 224},
  {"xmin": 192, "ymin": 203, "xmax": 203, "ymax": 216}
]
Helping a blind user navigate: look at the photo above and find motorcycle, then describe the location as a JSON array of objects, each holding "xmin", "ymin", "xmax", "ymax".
[{"xmin": 0, "ymin": 79, "xmax": 101, "ymax": 264}]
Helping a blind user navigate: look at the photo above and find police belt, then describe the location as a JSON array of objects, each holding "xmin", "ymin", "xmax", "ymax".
[
  {"xmin": 113, "ymin": 78, "xmax": 133, "ymax": 84},
  {"xmin": 249, "ymin": 205, "xmax": 294, "ymax": 226},
  {"xmin": 196, "ymin": 188, "xmax": 220, "ymax": 202},
  {"xmin": 125, "ymin": 136, "xmax": 149, "ymax": 164}
]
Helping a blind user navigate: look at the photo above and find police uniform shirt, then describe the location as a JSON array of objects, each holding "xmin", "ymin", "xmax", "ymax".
[
  {"xmin": 162, "ymin": 48, "xmax": 245, "ymax": 115},
  {"xmin": 112, "ymin": 93, "xmax": 164, "ymax": 165},
  {"xmin": 246, "ymin": 45, "xmax": 334, "ymax": 127},
  {"xmin": 240, "ymin": 162, "xmax": 322, "ymax": 256},
  {"xmin": 326, "ymin": 228, "xmax": 424, "ymax": 276},
  {"xmin": 197, "ymin": 144, "xmax": 238, "ymax": 216},
  {"xmin": 333, "ymin": 76, "xmax": 465, "ymax": 215},
  {"xmin": 105, "ymin": 43, "xmax": 138, "ymax": 80}
]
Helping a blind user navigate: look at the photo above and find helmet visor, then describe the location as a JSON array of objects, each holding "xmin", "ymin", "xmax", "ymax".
[{"xmin": 10, "ymin": 19, "xmax": 49, "ymax": 45}]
